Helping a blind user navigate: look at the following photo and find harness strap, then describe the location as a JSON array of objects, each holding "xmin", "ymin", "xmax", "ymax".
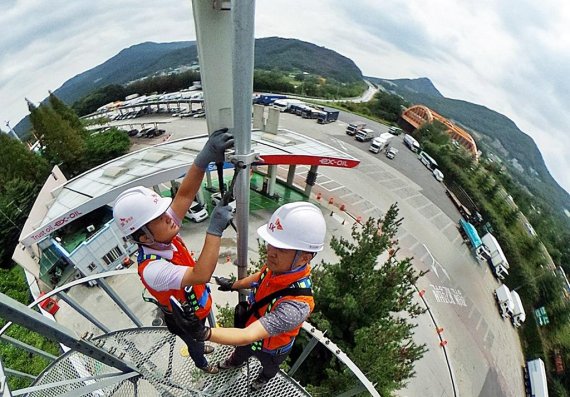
[{"xmin": 250, "ymin": 287, "xmax": 313, "ymax": 320}]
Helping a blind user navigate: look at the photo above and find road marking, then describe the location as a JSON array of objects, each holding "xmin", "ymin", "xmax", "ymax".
[
  {"xmin": 429, "ymin": 284, "xmax": 468, "ymax": 306},
  {"xmin": 329, "ymin": 137, "xmax": 348, "ymax": 152},
  {"xmin": 423, "ymin": 244, "xmax": 450, "ymax": 280}
]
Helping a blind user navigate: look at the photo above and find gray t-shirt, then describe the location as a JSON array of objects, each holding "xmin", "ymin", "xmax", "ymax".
[{"xmin": 258, "ymin": 300, "xmax": 311, "ymax": 336}]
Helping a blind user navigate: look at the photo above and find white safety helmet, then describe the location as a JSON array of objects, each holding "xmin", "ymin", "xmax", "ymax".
[
  {"xmin": 113, "ymin": 186, "xmax": 172, "ymax": 236},
  {"xmin": 257, "ymin": 202, "xmax": 326, "ymax": 252}
]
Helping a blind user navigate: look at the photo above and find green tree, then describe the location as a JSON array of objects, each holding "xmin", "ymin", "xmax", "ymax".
[
  {"xmin": 0, "ymin": 179, "xmax": 40, "ymax": 267},
  {"xmin": 0, "ymin": 134, "xmax": 49, "ymax": 190},
  {"xmin": 301, "ymin": 204, "xmax": 427, "ymax": 395},
  {"xmin": 417, "ymin": 120, "xmax": 450, "ymax": 146},
  {"xmin": 72, "ymin": 84, "xmax": 127, "ymax": 116},
  {"xmin": 0, "ymin": 266, "xmax": 60, "ymax": 389},
  {"xmin": 369, "ymin": 91, "xmax": 408, "ymax": 122},
  {"xmin": 28, "ymin": 100, "xmax": 86, "ymax": 176},
  {"xmin": 82, "ymin": 129, "xmax": 131, "ymax": 170},
  {"xmin": 49, "ymin": 92, "xmax": 87, "ymax": 138}
]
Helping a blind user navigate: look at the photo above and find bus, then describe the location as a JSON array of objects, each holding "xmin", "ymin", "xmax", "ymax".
[{"xmin": 418, "ymin": 151, "xmax": 438, "ymax": 170}]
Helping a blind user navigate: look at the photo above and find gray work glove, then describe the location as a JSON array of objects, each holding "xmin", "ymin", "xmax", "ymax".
[
  {"xmin": 214, "ymin": 276, "xmax": 236, "ymax": 291},
  {"xmin": 207, "ymin": 201, "xmax": 234, "ymax": 236},
  {"xmin": 194, "ymin": 128, "xmax": 234, "ymax": 170}
]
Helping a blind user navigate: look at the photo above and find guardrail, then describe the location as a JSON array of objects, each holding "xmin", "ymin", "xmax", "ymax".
[{"xmin": 0, "ymin": 270, "xmax": 379, "ymax": 396}]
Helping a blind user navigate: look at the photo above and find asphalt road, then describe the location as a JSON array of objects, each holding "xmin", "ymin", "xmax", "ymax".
[{"xmin": 274, "ymin": 111, "xmax": 525, "ymax": 397}]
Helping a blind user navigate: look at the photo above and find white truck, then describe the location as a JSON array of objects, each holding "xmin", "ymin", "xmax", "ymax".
[
  {"xmin": 403, "ymin": 134, "xmax": 420, "ymax": 152},
  {"xmin": 510, "ymin": 290, "xmax": 526, "ymax": 327},
  {"xmin": 480, "ymin": 233, "xmax": 510, "ymax": 280},
  {"xmin": 524, "ymin": 358, "xmax": 549, "ymax": 397},
  {"xmin": 369, "ymin": 133, "xmax": 394, "ymax": 154},
  {"xmin": 346, "ymin": 122, "xmax": 366, "ymax": 136},
  {"xmin": 355, "ymin": 128, "xmax": 378, "ymax": 142},
  {"xmin": 494, "ymin": 285, "xmax": 514, "ymax": 318}
]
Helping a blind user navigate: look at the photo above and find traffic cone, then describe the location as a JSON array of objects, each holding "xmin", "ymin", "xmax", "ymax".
[
  {"xmin": 356, "ymin": 216, "xmax": 362, "ymax": 224},
  {"xmin": 419, "ymin": 289, "xmax": 426, "ymax": 297},
  {"xmin": 436, "ymin": 327, "xmax": 444, "ymax": 334},
  {"xmin": 316, "ymin": 192, "xmax": 322, "ymax": 200},
  {"xmin": 340, "ymin": 204, "xmax": 345, "ymax": 211},
  {"xmin": 439, "ymin": 340, "xmax": 448, "ymax": 347},
  {"xmin": 328, "ymin": 197, "xmax": 334, "ymax": 205}
]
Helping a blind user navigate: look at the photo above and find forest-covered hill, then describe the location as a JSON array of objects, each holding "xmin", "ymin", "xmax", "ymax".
[{"xmin": 369, "ymin": 76, "xmax": 570, "ymax": 218}]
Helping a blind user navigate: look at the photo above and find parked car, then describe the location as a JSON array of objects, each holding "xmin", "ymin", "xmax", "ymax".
[
  {"xmin": 388, "ymin": 126, "xmax": 403, "ymax": 135},
  {"xmin": 386, "ymin": 147, "xmax": 398, "ymax": 159},
  {"xmin": 136, "ymin": 127, "xmax": 152, "ymax": 137},
  {"xmin": 432, "ymin": 169, "xmax": 444, "ymax": 182},
  {"xmin": 127, "ymin": 129, "xmax": 139, "ymax": 137},
  {"xmin": 211, "ymin": 192, "xmax": 237, "ymax": 212},
  {"xmin": 185, "ymin": 201, "xmax": 209, "ymax": 223},
  {"xmin": 143, "ymin": 128, "xmax": 158, "ymax": 138}
]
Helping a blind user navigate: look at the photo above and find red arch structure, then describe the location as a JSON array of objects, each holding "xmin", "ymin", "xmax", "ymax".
[{"xmin": 401, "ymin": 105, "xmax": 479, "ymax": 158}]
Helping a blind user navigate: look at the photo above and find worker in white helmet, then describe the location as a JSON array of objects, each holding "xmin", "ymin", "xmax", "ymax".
[
  {"xmin": 171, "ymin": 201, "xmax": 326, "ymax": 390},
  {"xmin": 113, "ymin": 128, "xmax": 234, "ymax": 374}
]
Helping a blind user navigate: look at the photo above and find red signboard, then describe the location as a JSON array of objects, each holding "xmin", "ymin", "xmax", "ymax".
[{"xmin": 259, "ymin": 154, "xmax": 360, "ymax": 168}]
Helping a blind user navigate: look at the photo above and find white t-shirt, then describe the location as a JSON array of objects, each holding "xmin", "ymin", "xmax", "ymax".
[{"xmin": 143, "ymin": 256, "xmax": 187, "ymax": 291}]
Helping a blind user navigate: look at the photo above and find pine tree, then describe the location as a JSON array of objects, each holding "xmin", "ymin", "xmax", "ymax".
[
  {"xmin": 0, "ymin": 134, "xmax": 49, "ymax": 191},
  {"xmin": 28, "ymin": 99, "xmax": 86, "ymax": 175},
  {"xmin": 0, "ymin": 179, "xmax": 40, "ymax": 266},
  {"xmin": 48, "ymin": 92, "xmax": 88, "ymax": 138},
  {"xmin": 299, "ymin": 204, "xmax": 427, "ymax": 395}
]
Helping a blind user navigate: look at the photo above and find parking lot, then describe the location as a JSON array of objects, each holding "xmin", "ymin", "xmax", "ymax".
[{"xmin": 99, "ymin": 109, "xmax": 525, "ymax": 396}]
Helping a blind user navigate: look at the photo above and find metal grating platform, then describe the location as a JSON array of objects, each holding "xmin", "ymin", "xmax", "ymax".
[{"xmin": 28, "ymin": 327, "xmax": 311, "ymax": 397}]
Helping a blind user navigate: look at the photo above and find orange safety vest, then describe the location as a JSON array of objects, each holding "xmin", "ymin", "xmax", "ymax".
[
  {"xmin": 246, "ymin": 264, "xmax": 314, "ymax": 354},
  {"xmin": 137, "ymin": 235, "xmax": 212, "ymax": 319}
]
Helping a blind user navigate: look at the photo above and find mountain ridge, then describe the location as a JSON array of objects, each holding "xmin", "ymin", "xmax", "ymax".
[
  {"xmin": 12, "ymin": 38, "xmax": 569, "ymax": 213},
  {"xmin": 370, "ymin": 76, "xmax": 570, "ymax": 213}
]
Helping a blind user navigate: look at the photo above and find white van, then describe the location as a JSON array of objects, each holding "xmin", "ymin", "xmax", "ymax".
[{"xmin": 185, "ymin": 201, "xmax": 209, "ymax": 223}]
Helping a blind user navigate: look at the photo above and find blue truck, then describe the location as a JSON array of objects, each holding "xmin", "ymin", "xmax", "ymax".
[
  {"xmin": 254, "ymin": 94, "xmax": 287, "ymax": 106},
  {"xmin": 316, "ymin": 107, "xmax": 340, "ymax": 124},
  {"xmin": 459, "ymin": 219, "xmax": 483, "ymax": 249}
]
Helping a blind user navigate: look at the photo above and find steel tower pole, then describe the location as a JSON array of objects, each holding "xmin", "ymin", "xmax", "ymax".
[{"xmin": 232, "ymin": 0, "xmax": 256, "ymax": 292}]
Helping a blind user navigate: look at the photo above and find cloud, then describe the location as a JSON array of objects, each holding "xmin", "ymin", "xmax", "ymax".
[{"xmin": 1, "ymin": 0, "xmax": 569, "ymax": 193}]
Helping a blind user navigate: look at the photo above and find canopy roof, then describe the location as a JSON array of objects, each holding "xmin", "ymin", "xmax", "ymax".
[{"xmin": 21, "ymin": 129, "xmax": 359, "ymax": 246}]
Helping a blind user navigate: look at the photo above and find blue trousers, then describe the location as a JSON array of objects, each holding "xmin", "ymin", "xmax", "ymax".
[{"xmin": 164, "ymin": 311, "xmax": 208, "ymax": 368}]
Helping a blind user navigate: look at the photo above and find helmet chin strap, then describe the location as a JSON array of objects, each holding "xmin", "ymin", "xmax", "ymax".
[
  {"xmin": 288, "ymin": 250, "xmax": 317, "ymax": 272},
  {"xmin": 288, "ymin": 250, "xmax": 302, "ymax": 272},
  {"xmin": 140, "ymin": 225, "xmax": 173, "ymax": 251}
]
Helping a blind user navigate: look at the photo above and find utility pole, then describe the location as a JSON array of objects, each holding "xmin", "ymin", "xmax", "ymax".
[
  {"xmin": 4, "ymin": 121, "xmax": 20, "ymax": 141},
  {"xmin": 0, "ymin": 201, "xmax": 23, "ymax": 231}
]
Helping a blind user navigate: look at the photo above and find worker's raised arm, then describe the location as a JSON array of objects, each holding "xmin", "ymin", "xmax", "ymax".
[
  {"xmin": 180, "ymin": 201, "xmax": 234, "ymax": 286},
  {"xmin": 170, "ymin": 128, "xmax": 234, "ymax": 220}
]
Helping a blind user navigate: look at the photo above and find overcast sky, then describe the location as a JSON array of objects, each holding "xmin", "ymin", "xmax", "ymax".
[{"xmin": 1, "ymin": 0, "xmax": 569, "ymax": 194}]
